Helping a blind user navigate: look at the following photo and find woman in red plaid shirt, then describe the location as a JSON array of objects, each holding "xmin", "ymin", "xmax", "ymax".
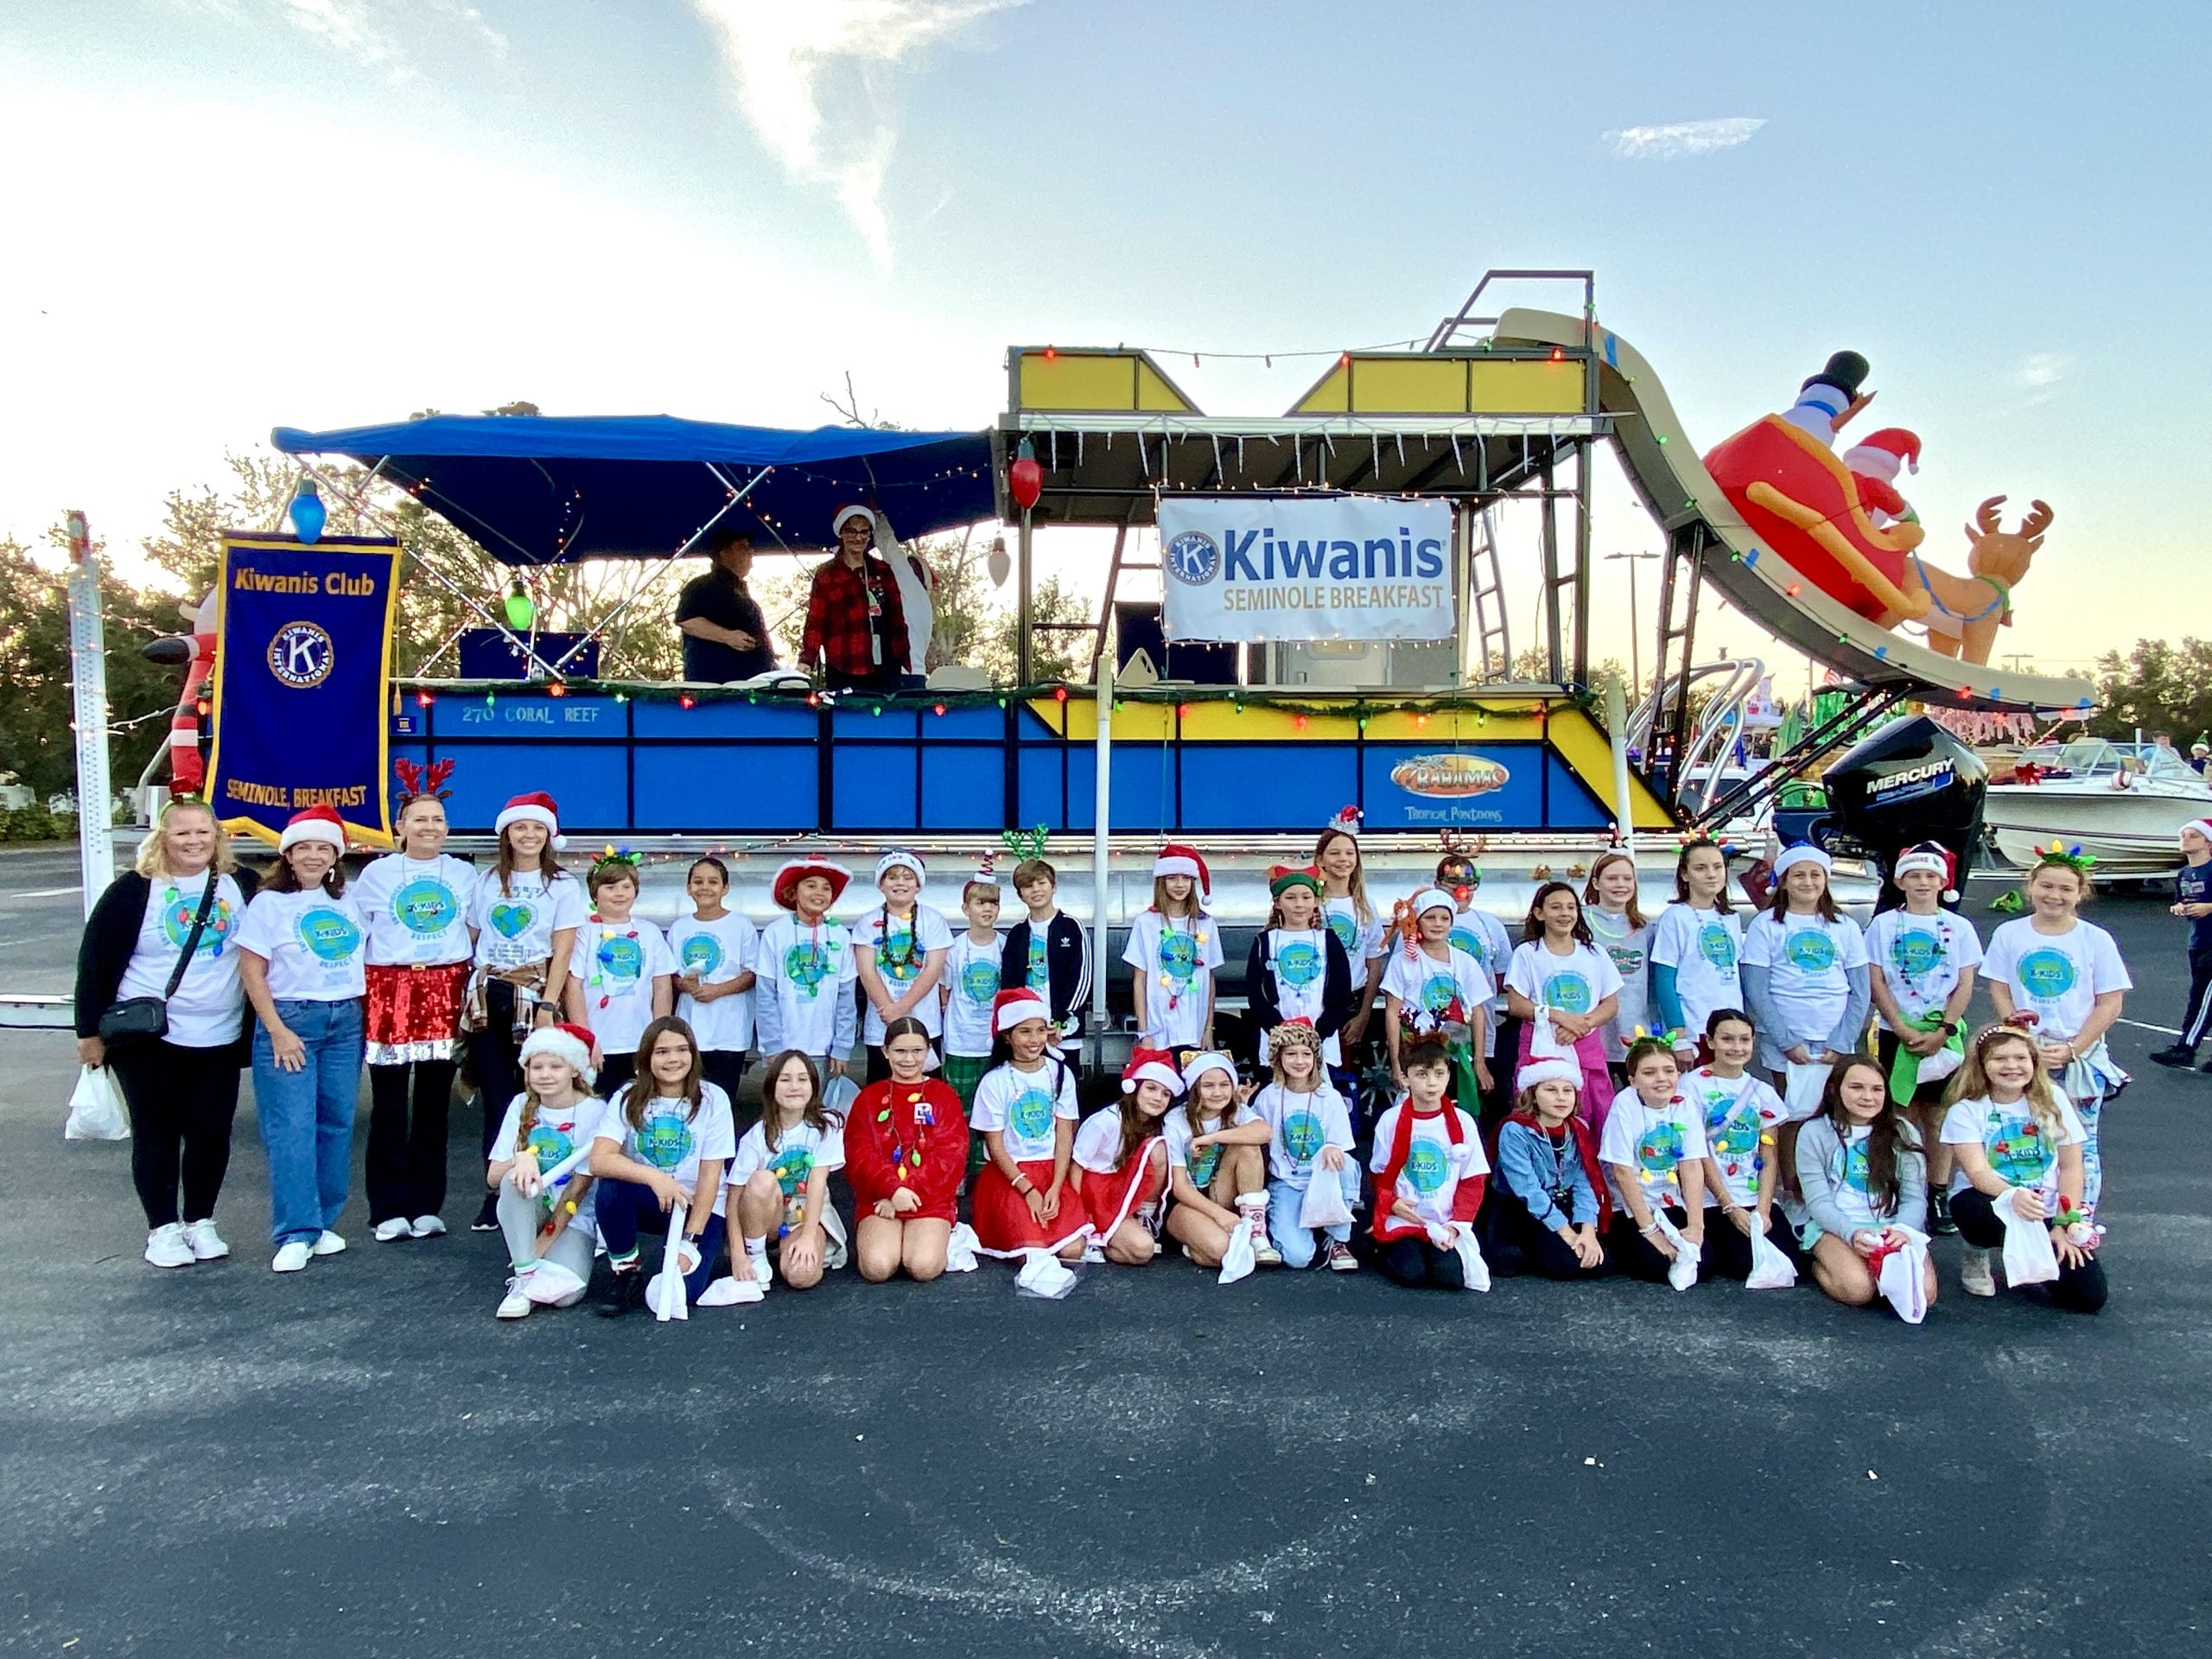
[{"xmin": 802, "ymin": 505, "xmax": 912, "ymax": 692}]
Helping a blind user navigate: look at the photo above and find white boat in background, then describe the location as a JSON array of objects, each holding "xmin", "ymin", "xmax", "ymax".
[{"xmin": 1984, "ymin": 739, "xmax": 2212, "ymax": 876}]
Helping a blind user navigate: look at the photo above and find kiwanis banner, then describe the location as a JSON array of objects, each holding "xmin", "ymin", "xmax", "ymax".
[
  {"xmin": 207, "ymin": 534, "xmax": 403, "ymax": 847},
  {"xmin": 1157, "ymin": 495, "xmax": 1455, "ymax": 644}
]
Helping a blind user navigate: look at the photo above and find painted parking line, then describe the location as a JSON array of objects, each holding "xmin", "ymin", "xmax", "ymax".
[
  {"xmin": 2118, "ymin": 1017, "xmax": 2183, "ymax": 1038},
  {"xmin": 13, "ymin": 887, "xmax": 83, "ymax": 899}
]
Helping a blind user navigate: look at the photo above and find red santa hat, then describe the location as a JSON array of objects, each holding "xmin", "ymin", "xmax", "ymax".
[
  {"xmin": 518, "ymin": 1020, "xmax": 597, "ymax": 1085},
  {"xmin": 1179, "ymin": 1051, "xmax": 1238, "ymax": 1093},
  {"xmin": 772, "ymin": 855, "xmax": 852, "ymax": 911},
  {"xmin": 832, "ymin": 504, "xmax": 874, "ymax": 536},
  {"xmin": 992, "ymin": 986, "xmax": 1051, "ymax": 1033},
  {"xmin": 277, "ymin": 804, "xmax": 346, "ymax": 853},
  {"xmin": 2182, "ymin": 819, "xmax": 2212, "ymax": 849},
  {"xmin": 1121, "ymin": 1046, "xmax": 1183, "ymax": 1096},
  {"xmin": 1324, "ymin": 804, "xmax": 1363, "ymax": 839},
  {"xmin": 1893, "ymin": 840, "xmax": 1960, "ymax": 901},
  {"xmin": 494, "ymin": 791, "xmax": 565, "ymax": 849},
  {"xmin": 1842, "ymin": 427, "xmax": 1922, "ymax": 482},
  {"xmin": 1516, "ymin": 1058, "xmax": 1583, "ymax": 1096},
  {"xmin": 1152, "ymin": 842, "xmax": 1211, "ymax": 899}
]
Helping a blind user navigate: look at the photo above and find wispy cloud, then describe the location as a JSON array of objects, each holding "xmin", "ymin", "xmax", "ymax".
[
  {"xmin": 690, "ymin": 0, "xmax": 1024, "ymax": 269},
  {"xmin": 1604, "ymin": 118, "xmax": 1766, "ymax": 160},
  {"xmin": 186, "ymin": 0, "xmax": 506, "ymax": 82},
  {"xmin": 2013, "ymin": 351, "xmax": 2072, "ymax": 406}
]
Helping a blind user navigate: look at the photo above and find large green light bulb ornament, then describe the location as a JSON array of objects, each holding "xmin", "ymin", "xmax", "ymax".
[{"xmin": 503, "ymin": 578, "xmax": 535, "ymax": 631}]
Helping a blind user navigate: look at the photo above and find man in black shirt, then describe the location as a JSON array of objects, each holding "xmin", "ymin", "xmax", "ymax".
[{"xmin": 675, "ymin": 529, "xmax": 779, "ymax": 682}]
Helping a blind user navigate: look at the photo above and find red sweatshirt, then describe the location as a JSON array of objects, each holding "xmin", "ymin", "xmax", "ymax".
[{"xmin": 845, "ymin": 1077, "xmax": 970, "ymax": 1222}]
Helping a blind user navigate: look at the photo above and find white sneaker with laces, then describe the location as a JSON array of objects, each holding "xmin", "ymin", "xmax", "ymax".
[
  {"xmin": 181, "ymin": 1219, "xmax": 229, "ymax": 1261},
  {"xmin": 1324, "ymin": 1238, "xmax": 1360, "ymax": 1273},
  {"xmin": 271, "ymin": 1241, "xmax": 312, "ymax": 1273},
  {"xmin": 410, "ymin": 1215, "xmax": 447, "ymax": 1239},
  {"xmin": 372, "ymin": 1218, "xmax": 411, "ymax": 1243},
  {"xmin": 311, "ymin": 1230, "xmax": 347, "ymax": 1256},
  {"xmin": 496, "ymin": 1275, "xmax": 534, "ymax": 1319},
  {"xmin": 1961, "ymin": 1249, "xmax": 1998, "ymax": 1298},
  {"xmin": 144, "ymin": 1224, "xmax": 194, "ymax": 1269}
]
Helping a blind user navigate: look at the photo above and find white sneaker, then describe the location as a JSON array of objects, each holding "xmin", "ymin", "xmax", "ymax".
[
  {"xmin": 311, "ymin": 1230, "xmax": 347, "ymax": 1256},
  {"xmin": 495, "ymin": 1275, "xmax": 534, "ymax": 1319},
  {"xmin": 372, "ymin": 1218, "xmax": 412, "ymax": 1243},
  {"xmin": 181, "ymin": 1219, "xmax": 229, "ymax": 1261},
  {"xmin": 144, "ymin": 1224, "xmax": 194, "ymax": 1269},
  {"xmin": 1961, "ymin": 1250, "xmax": 1998, "ymax": 1298},
  {"xmin": 410, "ymin": 1214, "xmax": 447, "ymax": 1239},
  {"xmin": 271, "ymin": 1241, "xmax": 312, "ymax": 1273},
  {"xmin": 750, "ymin": 1251, "xmax": 774, "ymax": 1287}
]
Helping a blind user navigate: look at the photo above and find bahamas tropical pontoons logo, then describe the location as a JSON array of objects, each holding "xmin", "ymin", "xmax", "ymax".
[
  {"xmin": 1163, "ymin": 531, "xmax": 1222, "ymax": 588},
  {"xmin": 268, "ymin": 620, "xmax": 335, "ymax": 689},
  {"xmin": 1389, "ymin": 753, "xmax": 1509, "ymax": 799}
]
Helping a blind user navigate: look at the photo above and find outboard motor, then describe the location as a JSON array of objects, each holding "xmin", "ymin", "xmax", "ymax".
[{"xmin": 1816, "ymin": 715, "xmax": 1989, "ymax": 913}]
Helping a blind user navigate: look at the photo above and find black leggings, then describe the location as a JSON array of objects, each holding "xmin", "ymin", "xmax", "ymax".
[
  {"xmin": 1605, "ymin": 1209, "xmax": 1691, "ymax": 1284},
  {"xmin": 365, "ymin": 1060, "xmax": 456, "ymax": 1224},
  {"xmin": 1949, "ymin": 1187, "xmax": 2108, "ymax": 1313},
  {"xmin": 471, "ymin": 979, "xmax": 526, "ymax": 1160},
  {"xmin": 1698, "ymin": 1206, "xmax": 1802, "ymax": 1280},
  {"xmin": 107, "ymin": 1039, "xmax": 243, "ymax": 1229},
  {"xmin": 1481, "ymin": 1198, "xmax": 1605, "ymax": 1280},
  {"xmin": 700, "ymin": 1050, "xmax": 752, "ymax": 1131},
  {"xmin": 1373, "ymin": 1234, "xmax": 1467, "ymax": 1289}
]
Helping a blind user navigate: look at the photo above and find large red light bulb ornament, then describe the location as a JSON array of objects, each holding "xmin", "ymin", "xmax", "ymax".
[{"xmin": 1007, "ymin": 438, "xmax": 1043, "ymax": 513}]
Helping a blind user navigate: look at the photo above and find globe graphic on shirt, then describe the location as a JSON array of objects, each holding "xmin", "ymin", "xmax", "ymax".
[
  {"xmin": 1326, "ymin": 911, "xmax": 1359, "ymax": 955},
  {"xmin": 1158, "ymin": 929, "xmax": 1197, "ymax": 985},
  {"xmin": 1840, "ymin": 1138, "xmax": 1872, "ymax": 1194},
  {"xmin": 1189, "ymin": 1141, "xmax": 1223, "ymax": 1188},
  {"xmin": 679, "ymin": 933, "xmax": 724, "ymax": 976},
  {"xmin": 2014, "ymin": 948, "xmax": 2077, "ymax": 1002},
  {"xmin": 1008, "ymin": 1087, "xmax": 1054, "ymax": 1143},
  {"xmin": 1403, "ymin": 1140, "xmax": 1450, "ymax": 1194},
  {"xmin": 595, "ymin": 934, "xmax": 645, "ymax": 982},
  {"xmin": 1986, "ymin": 1114, "xmax": 2049, "ymax": 1186},
  {"xmin": 1275, "ymin": 940, "xmax": 1321, "ymax": 988},
  {"xmin": 1889, "ymin": 928, "xmax": 1944, "ymax": 977},
  {"xmin": 636, "ymin": 1107, "xmax": 696, "ymax": 1172},
  {"xmin": 1697, "ymin": 922, "xmax": 1737, "ymax": 970},
  {"xmin": 879, "ymin": 920, "xmax": 920, "ymax": 984},
  {"xmin": 1637, "ymin": 1124, "xmax": 1685, "ymax": 1180},
  {"xmin": 1282, "ymin": 1109, "xmax": 1325, "ymax": 1163},
  {"xmin": 524, "ymin": 1122, "xmax": 575, "ymax": 1167},
  {"xmin": 1448, "ymin": 925, "xmax": 1479, "ymax": 962},
  {"xmin": 1541, "ymin": 971, "xmax": 1592, "ymax": 1014},
  {"xmin": 768, "ymin": 1143, "xmax": 816, "ymax": 1197},
  {"xmin": 1420, "ymin": 975, "xmax": 1459, "ymax": 1014},
  {"xmin": 391, "ymin": 878, "xmax": 458, "ymax": 936},
  {"xmin": 1709, "ymin": 1108, "xmax": 1758, "ymax": 1160},
  {"xmin": 486, "ymin": 900, "xmax": 535, "ymax": 940},
  {"xmin": 1784, "ymin": 930, "xmax": 1838, "ymax": 973},
  {"xmin": 959, "ymin": 957, "xmax": 1000, "ymax": 1005},
  {"xmin": 785, "ymin": 941, "xmax": 830, "ymax": 995},
  {"xmin": 296, "ymin": 906, "xmax": 362, "ymax": 963},
  {"xmin": 161, "ymin": 894, "xmax": 235, "ymax": 956}
]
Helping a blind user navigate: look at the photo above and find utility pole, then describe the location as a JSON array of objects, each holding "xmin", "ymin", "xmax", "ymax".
[
  {"xmin": 64, "ymin": 512, "xmax": 114, "ymax": 917},
  {"xmin": 1603, "ymin": 551, "xmax": 1662, "ymax": 702}
]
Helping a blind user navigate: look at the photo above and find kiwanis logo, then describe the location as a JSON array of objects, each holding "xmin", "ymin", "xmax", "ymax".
[
  {"xmin": 1163, "ymin": 531, "xmax": 1222, "ymax": 588},
  {"xmin": 268, "ymin": 620, "xmax": 335, "ymax": 689}
]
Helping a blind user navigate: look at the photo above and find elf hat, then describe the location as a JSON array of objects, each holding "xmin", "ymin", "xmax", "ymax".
[
  {"xmin": 832, "ymin": 504, "xmax": 874, "ymax": 536},
  {"xmin": 874, "ymin": 849, "xmax": 926, "ymax": 887},
  {"xmin": 518, "ymin": 1020, "xmax": 596, "ymax": 1085},
  {"xmin": 1122, "ymin": 1046, "xmax": 1183, "ymax": 1096},
  {"xmin": 1268, "ymin": 864, "xmax": 1324, "ymax": 898},
  {"xmin": 1772, "ymin": 843, "xmax": 1833, "ymax": 880},
  {"xmin": 1516, "ymin": 1058, "xmax": 1582, "ymax": 1096},
  {"xmin": 2181, "ymin": 819, "xmax": 2212, "ymax": 849},
  {"xmin": 1152, "ymin": 842, "xmax": 1211, "ymax": 899},
  {"xmin": 1408, "ymin": 887, "xmax": 1457, "ymax": 919},
  {"xmin": 494, "ymin": 791, "xmax": 565, "ymax": 849},
  {"xmin": 277, "ymin": 804, "xmax": 346, "ymax": 854},
  {"xmin": 1179, "ymin": 1051, "xmax": 1238, "ymax": 1092},
  {"xmin": 964, "ymin": 849, "xmax": 1001, "ymax": 893},
  {"xmin": 1894, "ymin": 840, "xmax": 1960, "ymax": 900},
  {"xmin": 992, "ymin": 987, "xmax": 1051, "ymax": 1033},
  {"xmin": 772, "ymin": 856, "xmax": 852, "ymax": 911},
  {"xmin": 1842, "ymin": 428, "xmax": 1922, "ymax": 481}
]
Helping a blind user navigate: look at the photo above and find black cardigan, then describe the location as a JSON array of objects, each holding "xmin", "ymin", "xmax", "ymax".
[
  {"xmin": 74, "ymin": 867, "xmax": 259, "ymax": 1039},
  {"xmin": 1243, "ymin": 927, "xmax": 1353, "ymax": 1042}
]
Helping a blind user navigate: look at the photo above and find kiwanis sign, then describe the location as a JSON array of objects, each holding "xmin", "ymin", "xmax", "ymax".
[{"xmin": 1156, "ymin": 495, "xmax": 1455, "ymax": 644}]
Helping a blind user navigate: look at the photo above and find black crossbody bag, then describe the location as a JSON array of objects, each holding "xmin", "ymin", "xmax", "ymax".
[{"xmin": 99, "ymin": 876, "xmax": 219, "ymax": 1045}]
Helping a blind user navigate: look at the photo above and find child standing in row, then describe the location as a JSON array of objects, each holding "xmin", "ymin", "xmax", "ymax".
[
  {"xmin": 1247, "ymin": 867, "xmax": 1353, "ymax": 1067},
  {"xmin": 1743, "ymin": 845, "xmax": 1871, "ymax": 1092},
  {"xmin": 1681, "ymin": 1009, "xmax": 1795, "ymax": 1281},
  {"xmin": 1366, "ymin": 1037, "xmax": 1489, "ymax": 1288},
  {"xmin": 1865, "ymin": 842, "xmax": 1980, "ymax": 1231},
  {"xmin": 1583, "ymin": 850, "xmax": 1651, "ymax": 1072},
  {"xmin": 570, "ymin": 852, "xmax": 675, "ymax": 1101},
  {"xmin": 1249, "ymin": 1020, "xmax": 1359, "ymax": 1271},
  {"xmin": 486, "ymin": 1020, "xmax": 604, "ymax": 1319},
  {"xmin": 1485, "ymin": 1059, "xmax": 1606, "ymax": 1279},
  {"xmin": 1380, "ymin": 887, "xmax": 1493, "ymax": 1096},
  {"xmin": 588, "ymin": 1017, "xmax": 736, "ymax": 1316},
  {"xmin": 731, "ymin": 1049, "xmax": 845, "ymax": 1292},
  {"xmin": 755, "ymin": 856, "xmax": 860, "ymax": 1080},
  {"xmin": 1164, "ymin": 1051, "xmax": 1273, "ymax": 1268},
  {"xmin": 1795, "ymin": 1053, "xmax": 1935, "ymax": 1313},
  {"xmin": 857, "ymin": 850, "xmax": 951, "ymax": 1082},
  {"xmin": 1000, "ymin": 850, "xmax": 1090, "ymax": 1065},
  {"xmin": 940, "ymin": 853, "xmax": 1005, "ymax": 1113},
  {"xmin": 1650, "ymin": 837, "xmax": 1744, "ymax": 1063},
  {"xmin": 845, "ymin": 1017, "xmax": 969, "ymax": 1283},
  {"xmin": 969, "ymin": 988, "xmax": 1086, "ymax": 1259},
  {"xmin": 1599, "ymin": 1036, "xmax": 1707, "ymax": 1283},
  {"xmin": 2149, "ymin": 818, "xmax": 2212, "ymax": 1072},
  {"xmin": 1124, "ymin": 844, "xmax": 1222, "ymax": 1058},
  {"xmin": 1072, "ymin": 1051, "xmax": 1179, "ymax": 1263},
  {"xmin": 670, "ymin": 855, "xmax": 759, "ymax": 1120},
  {"xmin": 1316, "ymin": 812, "xmax": 1386, "ymax": 1103},
  {"xmin": 1504, "ymin": 881, "xmax": 1622, "ymax": 1130},
  {"xmin": 1437, "ymin": 845, "xmax": 1514, "ymax": 1115}
]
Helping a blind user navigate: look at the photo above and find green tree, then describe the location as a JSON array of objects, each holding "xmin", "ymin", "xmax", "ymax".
[{"xmin": 2090, "ymin": 638, "xmax": 2212, "ymax": 745}]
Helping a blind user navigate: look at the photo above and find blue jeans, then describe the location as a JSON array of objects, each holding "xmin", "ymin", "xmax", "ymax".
[
  {"xmin": 253, "ymin": 998, "xmax": 365, "ymax": 1246},
  {"xmin": 594, "ymin": 1177, "xmax": 726, "ymax": 1300},
  {"xmin": 1268, "ymin": 1166, "xmax": 1359, "ymax": 1268}
]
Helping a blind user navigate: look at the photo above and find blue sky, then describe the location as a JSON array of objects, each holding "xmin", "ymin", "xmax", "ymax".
[{"xmin": 2, "ymin": 0, "xmax": 2202, "ymax": 677}]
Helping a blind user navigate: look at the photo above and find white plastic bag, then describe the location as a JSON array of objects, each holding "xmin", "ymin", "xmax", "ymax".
[
  {"xmin": 696, "ymin": 1274, "xmax": 764, "ymax": 1306},
  {"xmin": 944, "ymin": 1222, "xmax": 981, "ymax": 1274},
  {"xmin": 1783, "ymin": 1061, "xmax": 1828, "ymax": 1122},
  {"xmin": 1015, "ymin": 1247, "xmax": 1077, "ymax": 1299},
  {"xmin": 1745, "ymin": 1212, "xmax": 1798, "ymax": 1290},
  {"xmin": 1428, "ymin": 1219, "xmax": 1491, "ymax": 1292},
  {"xmin": 649, "ymin": 1231, "xmax": 698, "ymax": 1322},
  {"xmin": 523, "ymin": 1260, "xmax": 588, "ymax": 1306},
  {"xmin": 1217, "ymin": 1218, "xmax": 1256, "ymax": 1285},
  {"xmin": 1994, "ymin": 1188, "xmax": 2061, "ymax": 1287},
  {"xmin": 1298, "ymin": 1157, "xmax": 1354, "ymax": 1230},
  {"xmin": 1874, "ymin": 1226, "xmax": 1931, "ymax": 1324},
  {"xmin": 1651, "ymin": 1211, "xmax": 1700, "ymax": 1292},
  {"xmin": 66, "ymin": 1065, "xmax": 130, "ymax": 1142}
]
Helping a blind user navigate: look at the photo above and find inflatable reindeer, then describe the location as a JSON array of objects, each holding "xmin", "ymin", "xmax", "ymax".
[{"xmin": 1877, "ymin": 495, "xmax": 2054, "ymax": 665}]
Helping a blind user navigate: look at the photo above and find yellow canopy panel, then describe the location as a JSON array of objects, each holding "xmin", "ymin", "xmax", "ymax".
[
  {"xmin": 1011, "ymin": 348, "xmax": 1198, "ymax": 414},
  {"xmin": 1291, "ymin": 353, "xmax": 1587, "ymax": 416}
]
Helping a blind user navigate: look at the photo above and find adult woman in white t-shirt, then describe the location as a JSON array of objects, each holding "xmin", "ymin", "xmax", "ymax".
[
  {"xmin": 235, "ymin": 805, "xmax": 371, "ymax": 1274},
  {"xmin": 73, "ymin": 799, "xmax": 255, "ymax": 1270},
  {"xmin": 353, "ymin": 782, "xmax": 478, "ymax": 1242}
]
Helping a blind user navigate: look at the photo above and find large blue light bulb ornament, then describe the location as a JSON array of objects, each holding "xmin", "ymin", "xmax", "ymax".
[{"xmin": 289, "ymin": 480, "xmax": 326, "ymax": 544}]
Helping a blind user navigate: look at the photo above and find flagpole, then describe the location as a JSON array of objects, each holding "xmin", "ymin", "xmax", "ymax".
[{"xmin": 64, "ymin": 512, "xmax": 115, "ymax": 918}]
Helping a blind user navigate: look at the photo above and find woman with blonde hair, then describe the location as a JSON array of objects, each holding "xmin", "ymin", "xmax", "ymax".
[{"xmin": 73, "ymin": 798, "xmax": 257, "ymax": 1268}]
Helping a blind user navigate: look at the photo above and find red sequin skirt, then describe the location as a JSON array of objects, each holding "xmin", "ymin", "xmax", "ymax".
[{"xmin": 364, "ymin": 962, "xmax": 469, "ymax": 1065}]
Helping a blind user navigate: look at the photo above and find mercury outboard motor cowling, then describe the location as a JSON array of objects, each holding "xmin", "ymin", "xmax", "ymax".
[{"xmin": 1815, "ymin": 715, "xmax": 1988, "ymax": 913}]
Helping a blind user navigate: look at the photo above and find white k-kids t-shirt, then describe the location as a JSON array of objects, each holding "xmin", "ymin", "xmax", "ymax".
[
  {"xmin": 1599, "ymin": 1089, "xmax": 1710, "ymax": 1219},
  {"xmin": 940, "ymin": 930, "xmax": 1003, "ymax": 1058},
  {"xmin": 1940, "ymin": 1093, "xmax": 2088, "ymax": 1204},
  {"xmin": 1163, "ymin": 1101, "xmax": 1259, "ymax": 1192},
  {"xmin": 1980, "ymin": 918, "xmax": 2132, "ymax": 1044},
  {"xmin": 1249, "ymin": 1080, "xmax": 1356, "ymax": 1187},
  {"xmin": 235, "ymin": 887, "xmax": 369, "ymax": 1001},
  {"xmin": 755, "ymin": 914, "xmax": 858, "ymax": 1058},
  {"xmin": 1649, "ymin": 902, "xmax": 1745, "ymax": 1043},
  {"xmin": 1864, "ymin": 907, "xmax": 1984, "ymax": 1030},
  {"xmin": 593, "ymin": 1084, "xmax": 739, "ymax": 1217},
  {"xmin": 1379, "ymin": 944, "xmax": 1494, "ymax": 1039},
  {"xmin": 1679, "ymin": 1065, "xmax": 1787, "ymax": 1208},
  {"xmin": 118, "ymin": 872, "xmax": 248, "ymax": 1046},
  {"xmin": 1122, "ymin": 910, "xmax": 1224, "ymax": 1049},
  {"xmin": 571, "ymin": 916, "xmax": 677, "ymax": 1060},
  {"xmin": 1741, "ymin": 912, "xmax": 1870, "ymax": 1045},
  {"xmin": 354, "ymin": 853, "xmax": 477, "ymax": 966},
  {"xmin": 472, "ymin": 867, "xmax": 588, "ymax": 972},
  {"xmin": 1505, "ymin": 939, "xmax": 1626, "ymax": 1025},
  {"xmin": 667, "ymin": 911, "xmax": 759, "ymax": 1054},
  {"xmin": 969, "ymin": 1058, "xmax": 1080, "ymax": 1165},
  {"xmin": 858, "ymin": 903, "xmax": 954, "ymax": 1044}
]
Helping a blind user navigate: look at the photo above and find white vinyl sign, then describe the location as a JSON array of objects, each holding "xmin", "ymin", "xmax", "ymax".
[{"xmin": 1156, "ymin": 496, "xmax": 1455, "ymax": 644}]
